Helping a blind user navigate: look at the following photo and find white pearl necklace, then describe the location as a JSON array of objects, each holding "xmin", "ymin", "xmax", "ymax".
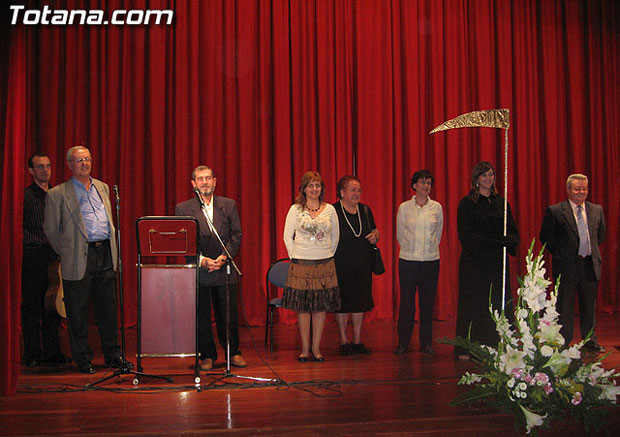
[{"xmin": 340, "ymin": 201, "xmax": 362, "ymax": 237}]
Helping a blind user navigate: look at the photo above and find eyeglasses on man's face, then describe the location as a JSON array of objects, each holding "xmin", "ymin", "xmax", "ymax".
[
  {"xmin": 72, "ymin": 157, "xmax": 92, "ymax": 163},
  {"xmin": 33, "ymin": 164, "xmax": 52, "ymax": 169}
]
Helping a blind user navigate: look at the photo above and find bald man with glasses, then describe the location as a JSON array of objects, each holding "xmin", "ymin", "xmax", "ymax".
[
  {"xmin": 540, "ymin": 174, "xmax": 606, "ymax": 353},
  {"xmin": 43, "ymin": 145, "xmax": 125, "ymax": 374}
]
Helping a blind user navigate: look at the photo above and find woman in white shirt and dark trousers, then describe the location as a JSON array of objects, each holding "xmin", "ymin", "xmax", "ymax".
[
  {"xmin": 283, "ymin": 171, "xmax": 340, "ymax": 362},
  {"xmin": 395, "ymin": 170, "xmax": 444, "ymax": 355}
]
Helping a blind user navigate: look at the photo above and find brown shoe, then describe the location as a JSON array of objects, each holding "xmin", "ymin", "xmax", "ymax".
[
  {"xmin": 230, "ymin": 354, "xmax": 247, "ymax": 368},
  {"xmin": 199, "ymin": 358, "xmax": 213, "ymax": 371}
]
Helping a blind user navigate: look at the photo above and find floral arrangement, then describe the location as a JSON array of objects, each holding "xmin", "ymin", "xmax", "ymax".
[{"xmin": 440, "ymin": 240, "xmax": 620, "ymax": 434}]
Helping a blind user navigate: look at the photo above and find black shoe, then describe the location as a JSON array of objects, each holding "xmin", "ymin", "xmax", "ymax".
[
  {"xmin": 351, "ymin": 343, "xmax": 371, "ymax": 355},
  {"xmin": 311, "ymin": 353, "xmax": 325, "ymax": 362},
  {"xmin": 78, "ymin": 362, "xmax": 96, "ymax": 374},
  {"xmin": 105, "ymin": 357, "xmax": 134, "ymax": 369},
  {"xmin": 44, "ymin": 353, "xmax": 72, "ymax": 364},
  {"xmin": 340, "ymin": 343, "xmax": 353, "ymax": 356},
  {"xmin": 394, "ymin": 345, "xmax": 407, "ymax": 355},
  {"xmin": 583, "ymin": 341, "xmax": 605, "ymax": 353},
  {"xmin": 421, "ymin": 345, "xmax": 435, "ymax": 354},
  {"xmin": 25, "ymin": 358, "xmax": 41, "ymax": 368},
  {"xmin": 298, "ymin": 355, "xmax": 309, "ymax": 362}
]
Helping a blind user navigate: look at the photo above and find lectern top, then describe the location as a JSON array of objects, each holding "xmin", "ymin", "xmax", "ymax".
[{"xmin": 136, "ymin": 216, "xmax": 199, "ymax": 256}]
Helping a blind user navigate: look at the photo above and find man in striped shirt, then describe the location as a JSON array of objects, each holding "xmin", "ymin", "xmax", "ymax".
[{"xmin": 22, "ymin": 152, "xmax": 70, "ymax": 368}]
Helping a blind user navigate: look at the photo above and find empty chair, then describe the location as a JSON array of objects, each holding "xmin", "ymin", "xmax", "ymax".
[{"xmin": 264, "ymin": 258, "xmax": 290, "ymax": 352}]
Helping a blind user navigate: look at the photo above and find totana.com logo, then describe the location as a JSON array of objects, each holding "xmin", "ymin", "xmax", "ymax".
[{"xmin": 9, "ymin": 4, "xmax": 174, "ymax": 26}]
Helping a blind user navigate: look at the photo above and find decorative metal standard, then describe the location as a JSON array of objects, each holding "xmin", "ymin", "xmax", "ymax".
[{"xmin": 430, "ymin": 109, "xmax": 511, "ymax": 310}]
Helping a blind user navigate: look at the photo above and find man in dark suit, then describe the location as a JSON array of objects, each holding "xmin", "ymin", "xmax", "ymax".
[
  {"xmin": 175, "ymin": 165, "xmax": 245, "ymax": 371},
  {"xmin": 540, "ymin": 173, "xmax": 606, "ymax": 352},
  {"xmin": 43, "ymin": 145, "xmax": 124, "ymax": 374}
]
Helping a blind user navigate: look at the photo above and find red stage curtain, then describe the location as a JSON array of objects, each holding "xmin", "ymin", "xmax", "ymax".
[
  {"xmin": 2, "ymin": 0, "xmax": 619, "ymax": 395},
  {"xmin": 1, "ymin": 11, "xmax": 29, "ymax": 398}
]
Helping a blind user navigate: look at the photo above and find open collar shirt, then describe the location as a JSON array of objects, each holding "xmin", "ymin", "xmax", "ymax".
[{"xmin": 71, "ymin": 177, "xmax": 111, "ymax": 242}]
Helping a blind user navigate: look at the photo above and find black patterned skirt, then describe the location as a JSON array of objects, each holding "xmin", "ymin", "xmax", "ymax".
[{"xmin": 282, "ymin": 258, "xmax": 340, "ymax": 312}]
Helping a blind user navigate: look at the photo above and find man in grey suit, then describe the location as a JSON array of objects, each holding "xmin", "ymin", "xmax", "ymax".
[
  {"xmin": 540, "ymin": 173, "xmax": 606, "ymax": 352},
  {"xmin": 43, "ymin": 145, "xmax": 123, "ymax": 374},
  {"xmin": 175, "ymin": 165, "xmax": 246, "ymax": 371}
]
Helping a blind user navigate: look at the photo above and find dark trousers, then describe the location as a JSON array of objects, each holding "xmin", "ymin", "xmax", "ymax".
[
  {"xmin": 21, "ymin": 245, "xmax": 62, "ymax": 362},
  {"xmin": 397, "ymin": 259, "xmax": 440, "ymax": 349},
  {"xmin": 62, "ymin": 241, "xmax": 120, "ymax": 365},
  {"xmin": 556, "ymin": 257, "xmax": 599, "ymax": 345},
  {"xmin": 199, "ymin": 283, "xmax": 240, "ymax": 362}
]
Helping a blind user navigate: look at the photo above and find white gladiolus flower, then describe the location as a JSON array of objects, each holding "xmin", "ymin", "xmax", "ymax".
[
  {"xmin": 521, "ymin": 288, "xmax": 547, "ymax": 313},
  {"xmin": 494, "ymin": 310, "xmax": 515, "ymax": 342},
  {"xmin": 459, "ymin": 372, "xmax": 483, "ymax": 385},
  {"xmin": 521, "ymin": 335, "xmax": 536, "ymax": 359},
  {"xmin": 560, "ymin": 345, "xmax": 581, "ymax": 360},
  {"xmin": 481, "ymin": 345, "xmax": 498, "ymax": 358}
]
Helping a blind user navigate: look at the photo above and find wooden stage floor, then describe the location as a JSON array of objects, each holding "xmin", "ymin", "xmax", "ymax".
[{"xmin": 2, "ymin": 316, "xmax": 620, "ymax": 436}]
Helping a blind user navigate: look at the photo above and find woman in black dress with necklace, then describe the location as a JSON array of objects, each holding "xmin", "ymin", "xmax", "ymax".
[
  {"xmin": 455, "ymin": 162, "xmax": 519, "ymax": 360},
  {"xmin": 333, "ymin": 176, "xmax": 380, "ymax": 355}
]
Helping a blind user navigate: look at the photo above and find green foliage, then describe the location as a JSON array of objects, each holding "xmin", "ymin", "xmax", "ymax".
[{"xmin": 439, "ymin": 239, "xmax": 620, "ymax": 434}]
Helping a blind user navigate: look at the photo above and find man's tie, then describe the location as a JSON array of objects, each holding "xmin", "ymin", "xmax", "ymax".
[{"xmin": 576, "ymin": 205, "xmax": 590, "ymax": 257}]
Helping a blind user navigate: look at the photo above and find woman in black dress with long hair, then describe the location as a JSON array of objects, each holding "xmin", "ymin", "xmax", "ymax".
[{"xmin": 455, "ymin": 162, "xmax": 519, "ymax": 360}]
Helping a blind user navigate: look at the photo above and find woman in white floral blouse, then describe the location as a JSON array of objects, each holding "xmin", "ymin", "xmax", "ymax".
[{"xmin": 283, "ymin": 171, "xmax": 340, "ymax": 362}]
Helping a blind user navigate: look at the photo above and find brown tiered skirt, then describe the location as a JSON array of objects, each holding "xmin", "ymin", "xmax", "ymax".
[{"xmin": 282, "ymin": 258, "xmax": 340, "ymax": 312}]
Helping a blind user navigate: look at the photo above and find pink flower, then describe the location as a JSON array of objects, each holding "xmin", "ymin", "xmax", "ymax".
[
  {"xmin": 534, "ymin": 372, "xmax": 549, "ymax": 384},
  {"xmin": 571, "ymin": 392, "xmax": 583, "ymax": 405},
  {"xmin": 544, "ymin": 383, "xmax": 554, "ymax": 394}
]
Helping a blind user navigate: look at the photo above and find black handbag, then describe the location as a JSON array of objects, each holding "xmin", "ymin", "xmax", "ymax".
[
  {"xmin": 363, "ymin": 205, "xmax": 385, "ymax": 275},
  {"xmin": 371, "ymin": 245, "xmax": 386, "ymax": 275}
]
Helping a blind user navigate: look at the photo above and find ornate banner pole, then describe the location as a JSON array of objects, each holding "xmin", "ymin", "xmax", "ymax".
[{"xmin": 430, "ymin": 109, "xmax": 511, "ymax": 310}]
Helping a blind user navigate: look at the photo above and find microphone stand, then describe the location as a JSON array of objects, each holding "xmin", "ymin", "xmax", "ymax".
[
  {"xmin": 193, "ymin": 189, "xmax": 272, "ymax": 385},
  {"xmin": 87, "ymin": 185, "xmax": 172, "ymax": 387}
]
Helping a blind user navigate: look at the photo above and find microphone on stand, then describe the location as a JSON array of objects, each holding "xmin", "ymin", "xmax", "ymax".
[
  {"xmin": 193, "ymin": 187, "xmax": 205, "ymax": 208},
  {"xmin": 113, "ymin": 185, "xmax": 120, "ymax": 209}
]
